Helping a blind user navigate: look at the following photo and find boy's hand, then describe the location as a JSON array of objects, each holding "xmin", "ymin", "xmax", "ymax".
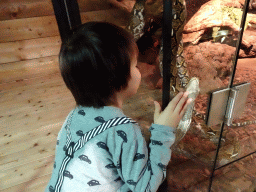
[{"xmin": 153, "ymin": 92, "xmax": 192, "ymax": 128}]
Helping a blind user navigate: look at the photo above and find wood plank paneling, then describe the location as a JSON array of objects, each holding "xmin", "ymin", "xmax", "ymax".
[
  {"xmin": 0, "ymin": 36, "xmax": 61, "ymax": 64},
  {"xmin": 78, "ymin": 0, "xmax": 135, "ymax": 14},
  {"xmin": 0, "ymin": 0, "xmax": 134, "ymax": 21},
  {"xmin": 0, "ymin": 1, "xmax": 55, "ymax": 21},
  {"xmin": 0, "ymin": 9, "xmax": 128, "ymax": 43},
  {"xmin": 0, "ymin": 55, "xmax": 59, "ymax": 84},
  {"xmin": 0, "ymin": 16, "xmax": 59, "ymax": 43},
  {"xmin": 82, "ymin": 9, "xmax": 128, "ymax": 26}
]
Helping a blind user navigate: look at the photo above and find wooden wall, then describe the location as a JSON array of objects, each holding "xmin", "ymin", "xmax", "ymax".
[{"xmin": 0, "ymin": 0, "xmax": 135, "ymax": 191}]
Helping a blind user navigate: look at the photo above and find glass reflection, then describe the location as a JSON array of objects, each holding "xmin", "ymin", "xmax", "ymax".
[{"xmin": 212, "ymin": 153, "xmax": 256, "ymax": 191}]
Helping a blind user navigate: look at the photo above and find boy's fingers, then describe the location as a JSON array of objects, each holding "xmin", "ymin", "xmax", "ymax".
[
  {"xmin": 154, "ymin": 101, "xmax": 161, "ymax": 121},
  {"xmin": 179, "ymin": 98, "xmax": 193, "ymax": 116},
  {"xmin": 166, "ymin": 92, "xmax": 184, "ymax": 111},
  {"xmin": 174, "ymin": 92, "xmax": 189, "ymax": 113}
]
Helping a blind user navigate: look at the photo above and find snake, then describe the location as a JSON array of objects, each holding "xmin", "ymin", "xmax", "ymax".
[{"xmin": 126, "ymin": 0, "xmax": 199, "ymax": 145}]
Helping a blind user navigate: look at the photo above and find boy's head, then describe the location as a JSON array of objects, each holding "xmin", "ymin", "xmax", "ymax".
[{"xmin": 59, "ymin": 22, "xmax": 139, "ymax": 108}]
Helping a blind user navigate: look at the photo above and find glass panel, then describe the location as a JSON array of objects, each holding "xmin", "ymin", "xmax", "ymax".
[
  {"xmin": 213, "ymin": 0, "xmax": 256, "ymax": 168},
  {"xmin": 212, "ymin": 153, "xmax": 256, "ymax": 191},
  {"xmin": 216, "ymin": 57, "xmax": 256, "ymax": 169},
  {"xmin": 173, "ymin": 0, "xmax": 251, "ymax": 170}
]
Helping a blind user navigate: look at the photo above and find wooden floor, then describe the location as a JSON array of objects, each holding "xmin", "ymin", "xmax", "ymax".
[{"xmin": 1, "ymin": 65, "xmax": 73, "ymax": 191}]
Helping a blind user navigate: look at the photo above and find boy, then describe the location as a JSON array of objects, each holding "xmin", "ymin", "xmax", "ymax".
[{"xmin": 45, "ymin": 21, "xmax": 192, "ymax": 192}]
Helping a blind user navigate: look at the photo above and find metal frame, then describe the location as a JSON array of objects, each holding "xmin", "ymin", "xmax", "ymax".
[
  {"xmin": 51, "ymin": 0, "xmax": 81, "ymax": 42},
  {"xmin": 162, "ymin": 0, "xmax": 172, "ymax": 110}
]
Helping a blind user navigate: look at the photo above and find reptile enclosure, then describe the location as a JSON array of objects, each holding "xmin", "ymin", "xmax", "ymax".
[{"xmin": 1, "ymin": 0, "xmax": 256, "ymax": 191}]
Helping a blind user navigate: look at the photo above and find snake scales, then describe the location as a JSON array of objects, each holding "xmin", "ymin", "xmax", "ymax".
[{"xmin": 125, "ymin": 0, "xmax": 256, "ymax": 129}]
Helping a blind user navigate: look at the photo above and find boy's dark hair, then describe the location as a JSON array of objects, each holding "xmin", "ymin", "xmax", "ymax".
[{"xmin": 59, "ymin": 22, "xmax": 136, "ymax": 108}]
